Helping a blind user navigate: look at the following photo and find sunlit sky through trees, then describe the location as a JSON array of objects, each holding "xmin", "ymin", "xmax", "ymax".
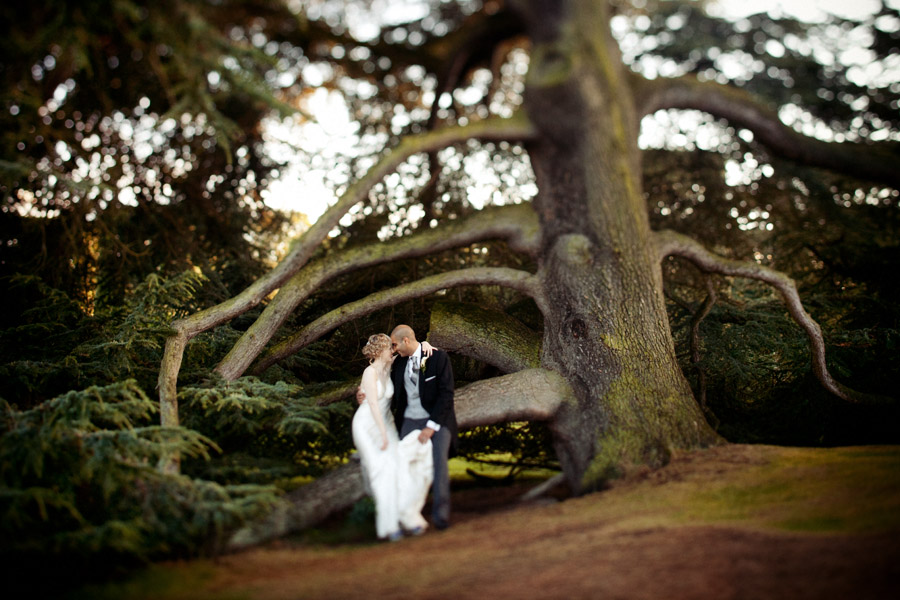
[
  {"xmin": 7, "ymin": 0, "xmax": 899, "ymax": 257},
  {"xmin": 259, "ymin": 0, "xmax": 900, "ymax": 247}
]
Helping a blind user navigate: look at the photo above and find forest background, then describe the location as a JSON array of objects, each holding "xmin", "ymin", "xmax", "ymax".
[{"xmin": 1, "ymin": 0, "xmax": 898, "ymax": 586}]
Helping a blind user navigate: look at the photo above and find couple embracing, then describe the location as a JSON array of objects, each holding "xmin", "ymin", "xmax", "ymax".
[{"xmin": 352, "ymin": 324, "xmax": 458, "ymax": 541}]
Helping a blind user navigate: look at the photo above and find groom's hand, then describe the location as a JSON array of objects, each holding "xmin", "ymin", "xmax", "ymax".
[
  {"xmin": 418, "ymin": 427, "xmax": 435, "ymax": 444},
  {"xmin": 356, "ymin": 386, "xmax": 365, "ymax": 405}
]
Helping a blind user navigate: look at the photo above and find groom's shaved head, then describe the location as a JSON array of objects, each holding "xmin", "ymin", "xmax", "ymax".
[
  {"xmin": 390, "ymin": 324, "xmax": 418, "ymax": 357},
  {"xmin": 391, "ymin": 324, "xmax": 415, "ymax": 342}
]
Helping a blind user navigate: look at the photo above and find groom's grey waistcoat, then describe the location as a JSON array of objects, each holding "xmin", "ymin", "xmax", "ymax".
[{"xmin": 403, "ymin": 358, "xmax": 430, "ymax": 420}]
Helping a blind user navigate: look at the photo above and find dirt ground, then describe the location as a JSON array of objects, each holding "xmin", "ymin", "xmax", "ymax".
[{"xmin": 77, "ymin": 444, "xmax": 900, "ymax": 600}]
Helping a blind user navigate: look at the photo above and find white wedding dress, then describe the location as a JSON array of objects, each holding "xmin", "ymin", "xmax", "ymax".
[{"xmin": 352, "ymin": 377, "xmax": 433, "ymax": 538}]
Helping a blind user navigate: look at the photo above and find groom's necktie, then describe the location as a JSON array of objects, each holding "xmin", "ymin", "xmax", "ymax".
[{"xmin": 409, "ymin": 357, "xmax": 418, "ymax": 384}]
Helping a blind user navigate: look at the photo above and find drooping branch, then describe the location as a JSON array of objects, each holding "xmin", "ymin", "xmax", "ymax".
[
  {"xmin": 252, "ymin": 267, "xmax": 540, "ymax": 375},
  {"xmin": 218, "ymin": 203, "xmax": 541, "ymax": 379},
  {"xmin": 157, "ymin": 114, "xmax": 537, "ymax": 430},
  {"xmin": 689, "ymin": 276, "xmax": 718, "ymax": 426},
  {"xmin": 156, "ymin": 335, "xmax": 187, "ymax": 474},
  {"xmin": 655, "ymin": 229, "xmax": 894, "ymax": 405},
  {"xmin": 634, "ymin": 74, "xmax": 900, "ymax": 188},
  {"xmin": 428, "ymin": 300, "xmax": 542, "ymax": 373},
  {"xmin": 224, "ymin": 368, "xmax": 573, "ymax": 551}
]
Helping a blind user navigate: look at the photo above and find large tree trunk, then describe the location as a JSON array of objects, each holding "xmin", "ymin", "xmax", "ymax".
[{"xmin": 515, "ymin": 0, "xmax": 720, "ymax": 491}]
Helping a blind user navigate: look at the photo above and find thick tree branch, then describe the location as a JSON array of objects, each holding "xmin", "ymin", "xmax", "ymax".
[
  {"xmin": 252, "ymin": 267, "xmax": 540, "ymax": 375},
  {"xmin": 455, "ymin": 368, "xmax": 572, "ymax": 428},
  {"xmin": 156, "ymin": 333, "xmax": 187, "ymax": 474},
  {"xmin": 428, "ymin": 300, "xmax": 542, "ymax": 373},
  {"xmin": 655, "ymin": 229, "xmax": 894, "ymax": 405},
  {"xmin": 224, "ymin": 368, "xmax": 572, "ymax": 550},
  {"xmin": 177, "ymin": 114, "xmax": 537, "ymax": 338},
  {"xmin": 217, "ymin": 203, "xmax": 541, "ymax": 379},
  {"xmin": 157, "ymin": 114, "xmax": 537, "ymax": 430},
  {"xmin": 309, "ymin": 380, "xmax": 360, "ymax": 407},
  {"xmin": 634, "ymin": 74, "xmax": 900, "ymax": 188}
]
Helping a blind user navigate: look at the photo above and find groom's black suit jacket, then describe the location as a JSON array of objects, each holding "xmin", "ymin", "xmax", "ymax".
[{"xmin": 390, "ymin": 349, "xmax": 458, "ymax": 456}]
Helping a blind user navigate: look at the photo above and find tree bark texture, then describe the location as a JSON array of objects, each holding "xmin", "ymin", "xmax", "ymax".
[{"xmin": 516, "ymin": 0, "xmax": 720, "ymax": 491}]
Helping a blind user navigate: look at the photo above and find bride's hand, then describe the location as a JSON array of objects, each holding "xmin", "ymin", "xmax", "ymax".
[
  {"xmin": 421, "ymin": 340, "xmax": 438, "ymax": 357},
  {"xmin": 381, "ymin": 436, "xmax": 389, "ymax": 451}
]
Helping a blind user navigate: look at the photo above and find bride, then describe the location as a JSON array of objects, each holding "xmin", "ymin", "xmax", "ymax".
[{"xmin": 353, "ymin": 333, "xmax": 433, "ymax": 541}]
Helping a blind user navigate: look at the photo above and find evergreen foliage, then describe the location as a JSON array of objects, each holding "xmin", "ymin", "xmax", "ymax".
[
  {"xmin": 0, "ymin": 269, "xmax": 339, "ymax": 566},
  {"xmin": 0, "ymin": 268, "xmax": 214, "ymax": 405},
  {"xmin": 179, "ymin": 375, "xmax": 353, "ymax": 484},
  {"xmin": 0, "ymin": 380, "xmax": 280, "ymax": 565}
]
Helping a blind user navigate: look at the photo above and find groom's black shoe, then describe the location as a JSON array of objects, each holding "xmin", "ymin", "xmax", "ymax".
[{"xmin": 433, "ymin": 519, "xmax": 449, "ymax": 531}]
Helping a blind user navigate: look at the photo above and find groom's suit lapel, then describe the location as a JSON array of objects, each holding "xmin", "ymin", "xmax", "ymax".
[
  {"xmin": 418, "ymin": 352, "xmax": 434, "ymax": 401},
  {"xmin": 417, "ymin": 356, "xmax": 424, "ymax": 395}
]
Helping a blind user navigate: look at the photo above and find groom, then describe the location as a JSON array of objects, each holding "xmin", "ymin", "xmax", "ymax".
[{"xmin": 389, "ymin": 324, "xmax": 458, "ymax": 530}]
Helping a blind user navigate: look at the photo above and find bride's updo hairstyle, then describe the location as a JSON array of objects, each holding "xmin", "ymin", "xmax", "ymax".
[{"xmin": 362, "ymin": 333, "xmax": 391, "ymax": 363}]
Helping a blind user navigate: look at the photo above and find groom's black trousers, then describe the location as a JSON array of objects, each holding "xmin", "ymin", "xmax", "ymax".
[{"xmin": 400, "ymin": 417, "xmax": 451, "ymax": 527}]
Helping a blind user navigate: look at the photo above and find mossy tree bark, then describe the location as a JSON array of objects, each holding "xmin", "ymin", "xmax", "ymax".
[
  {"xmin": 514, "ymin": 0, "xmax": 720, "ymax": 491},
  {"xmin": 428, "ymin": 300, "xmax": 543, "ymax": 373}
]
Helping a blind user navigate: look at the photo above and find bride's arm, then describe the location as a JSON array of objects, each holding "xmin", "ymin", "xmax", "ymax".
[
  {"xmin": 421, "ymin": 340, "xmax": 438, "ymax": 357},
  {"xmin": 361, "ymin": 367, "xmax": 389, "ymax": 450}
]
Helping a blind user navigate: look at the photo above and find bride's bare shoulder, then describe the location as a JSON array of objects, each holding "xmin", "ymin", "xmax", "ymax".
[{"xmin": 361, "ymin": 365, "xmax": 376, "ymax": 381}]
